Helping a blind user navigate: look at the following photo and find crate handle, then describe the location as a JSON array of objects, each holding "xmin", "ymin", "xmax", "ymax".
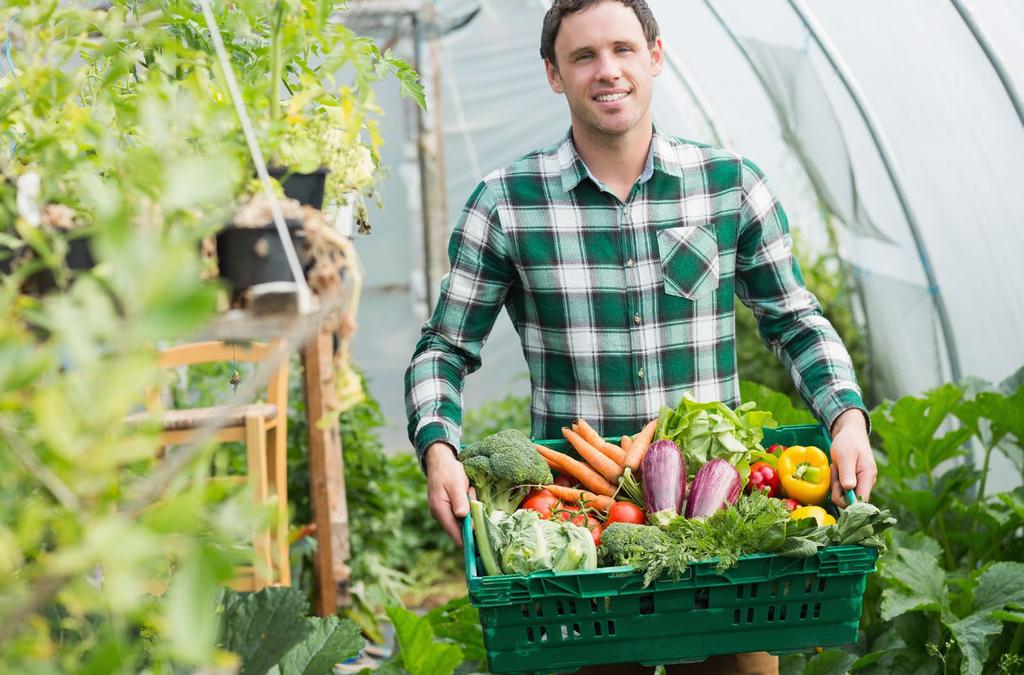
[
  {"xmin": 845, "ymin": 489, "xmax": 857, "ymax": 506},
  {"xmin": 462, "ymin": 507, "xmax": 478, "ymax": 579}
]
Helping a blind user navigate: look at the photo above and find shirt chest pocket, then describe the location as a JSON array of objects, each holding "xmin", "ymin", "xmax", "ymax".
[{"xmin": 656, "ymin": 225, "xmax": 720, "ymax": 300}]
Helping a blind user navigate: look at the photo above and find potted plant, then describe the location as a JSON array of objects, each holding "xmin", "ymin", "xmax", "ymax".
[{"xmin": 209, "ymin": 0, "xmax": 423, "ymax": 298}]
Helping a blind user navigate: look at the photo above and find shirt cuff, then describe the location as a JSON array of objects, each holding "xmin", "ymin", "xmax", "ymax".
[
  {"xmin": 820, "ymin": 389, "xmax": 871, "ymax": 437},
  {"xmin": 415, "ymin": 421, "xmax": 461, "ymax": 474}
]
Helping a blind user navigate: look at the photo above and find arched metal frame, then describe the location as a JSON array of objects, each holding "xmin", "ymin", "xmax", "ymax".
[
  {"xmin": 784, "ymin": 0, "xmax": 962, "ymax": 384},
  {"xmin": 950, "ymin": 0, "xmax": 1024, "ymax": 128}
]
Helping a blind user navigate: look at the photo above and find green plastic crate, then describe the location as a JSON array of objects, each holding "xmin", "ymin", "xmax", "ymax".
[{"xmin": 461, "ymin": 424, "xmax": 878, "ymax": 674}]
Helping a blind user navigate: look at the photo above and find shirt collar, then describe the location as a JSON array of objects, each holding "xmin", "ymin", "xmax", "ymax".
[{"xmin": 556, "ymin": 126, "xmax": 682, "ymax": 194}]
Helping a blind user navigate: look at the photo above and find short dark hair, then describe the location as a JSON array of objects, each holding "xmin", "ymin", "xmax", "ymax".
[{"xmin": 540, "ymin": 0, "xmax": 660, "ymax": 66}]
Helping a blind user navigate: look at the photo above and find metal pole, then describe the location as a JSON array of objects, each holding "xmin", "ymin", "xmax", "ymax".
[
  {"xmin": 784, "ymin": 0, "xmax": 962, "ymax": 383},
  {"xmin": 660, "ymin": 41, "xmax": 728, "ymax": 147},
  {"xmin": 950, "ymin": 0, "xmax": 1024, "ymax": 128}
]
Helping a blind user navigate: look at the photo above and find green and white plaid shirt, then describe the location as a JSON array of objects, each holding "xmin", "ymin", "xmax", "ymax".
[{"xmin": 405, "ymin": 129, "xmax": 866, "ymax": 461}]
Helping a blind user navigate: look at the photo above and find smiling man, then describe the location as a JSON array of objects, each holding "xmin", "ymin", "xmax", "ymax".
[{"xmin": 405, "ymin": 2, "xmax": 875, "ymax": 672}]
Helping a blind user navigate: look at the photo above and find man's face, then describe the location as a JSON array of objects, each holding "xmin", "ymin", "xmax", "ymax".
[{"xmin": 545, "ymin": 1, "xmax": 663, "ymax": 141}]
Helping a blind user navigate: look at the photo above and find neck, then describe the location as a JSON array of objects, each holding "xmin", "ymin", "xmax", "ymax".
[{"xmin": 571, "ymin": 122, "xmax": 653, "ymax": 201}]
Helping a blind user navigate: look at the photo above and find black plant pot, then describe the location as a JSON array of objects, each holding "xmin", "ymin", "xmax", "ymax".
[
  {"xmin": 216, "ymin": 221, "xmax": 310, "ymax": 298},
  {"xmin": 267, "ymin": 166, "xmax": 328, "ymax": 210},
  {"xmin": 2, "ymin": 235, "xmax": 96, "ymax": 294}
]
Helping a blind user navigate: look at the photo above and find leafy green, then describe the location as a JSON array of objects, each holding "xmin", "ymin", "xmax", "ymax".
[
  {"xmin": 486, "ymin": 508, "xmax": 597, "ymax": 575},
  {"xmin": 277, "ymin": 615, "xmax": 364, "ymax": 675},
  {"xmin": 739, "ymin": 380, "xmax": 817, "ymax": 426},
  {"xmin": 424, "ymin": 596, "xmax": 486, "ymax": 666},
  {"xmin": 878, "ymin": 533, "xmax": 1024, "ymax": 675},
  {"xmin": 218, "ymin": 587, "xmax": 312, "ymax": 675},
  {"xmin": 654, "ymin": 394, "xmax": 777, "ymax": 487},
  {"xmin": 610, "ymin": 492, "xmax": 792, "ymax": 585},
  {"xmin": 384, "ymin": 605, "xmax": 464, "ymax": 675}
]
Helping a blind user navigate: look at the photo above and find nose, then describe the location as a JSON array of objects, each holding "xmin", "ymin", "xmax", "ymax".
[{"xmin": 594, "ymin": 51, "xmax": 622, "ymax": 82}]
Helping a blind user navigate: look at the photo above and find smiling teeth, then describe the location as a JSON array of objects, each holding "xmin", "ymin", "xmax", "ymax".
[{"xmin": 596, "ymin": 92, "xmax": 627, "ymax": 102}]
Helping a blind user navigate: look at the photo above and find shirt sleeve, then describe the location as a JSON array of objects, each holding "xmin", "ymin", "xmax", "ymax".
[
  {"xmin": 404, "ymin": 180, "xmax": 515, "ymax": 468},
  {"xmin": 734, "ymin": 158, "xmax": 870, "ymax": 434}
]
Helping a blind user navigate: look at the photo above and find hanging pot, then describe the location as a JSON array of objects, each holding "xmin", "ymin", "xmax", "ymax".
[
  {"xmin": 267, "ymin": 166, "xmax": 329, "ymax": 210},
  {"xmin": 2, "ymin": 234, "xmax": 96, "ymax": 294},
  {"xmin": 216, "ymin": 219, "xmax": 310, "ymax": 297}
]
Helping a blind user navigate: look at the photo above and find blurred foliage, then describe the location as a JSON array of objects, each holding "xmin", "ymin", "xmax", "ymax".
[{"xmin": 0, "ymin": 0, "xmax": 424, "ymax": 671}]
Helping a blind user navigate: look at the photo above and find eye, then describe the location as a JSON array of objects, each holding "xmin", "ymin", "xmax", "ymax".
[
  {"xmin": 576, "ymin": 53, "xmax": 593, "ymax": 62},
  {"xmin": 616, "ymin": 46, "xmax": 632, "ymax": 54}
]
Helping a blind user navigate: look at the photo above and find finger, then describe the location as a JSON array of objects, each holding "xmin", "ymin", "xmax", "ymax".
[
  {"xmin": 435, "ymin": 502, "xmax": 464, "ymax": 548},
  {"xmin": 855, "ymin": 462, "xmax": 878, "ymax": 503},
  {"xmin": 449, "ymin": 483, "xmax": 470, "ymax": 519},
  {"xmin": 429, "ymin": 491, "xmax": 464, "ymax": 548},
  {"xmin": 838, "ymin": 453, "xmax": 858, "ymax": 492},
  {"xmin": 829, "ymin": 463, "xmax": 847, "ymax": 507}
]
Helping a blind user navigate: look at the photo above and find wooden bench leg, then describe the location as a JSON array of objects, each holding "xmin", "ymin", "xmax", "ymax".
[
  {"xmin": 245, "ymin": 412, "xmax": 273, "ymax": 591},
  {"xmin": 266, "ymin": 420, "xmax": 290, "ymax": 586}
]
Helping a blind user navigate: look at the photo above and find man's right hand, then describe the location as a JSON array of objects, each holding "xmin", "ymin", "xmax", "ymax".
[{"xmin": 424, "ymin": 442, "xmax": 471, "ymax": 547}]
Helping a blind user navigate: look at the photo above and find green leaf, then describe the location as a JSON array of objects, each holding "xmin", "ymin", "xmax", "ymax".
[
  {"xmin": 219, "ymin": 587, "xmax": 312, "ymax": 675},
  {"xmin": 989, "ymin": 609, "xmax": 1024, "ymax": 624},
  {"xmin": 804, "ymin": 649, "xmax": 859, "ymax": 675},
  {"xmin": 972, "ymin": 562, "xmax": 1024, "ymax": 614},
  {"xmin": 425, "ymin": 596, "xmax": 485, "ymax": 665},
  {"xmin": 278, "ymin": 616, "xmax": 364, "ymax": 675},
  {"xmin": 739, "ymin": 380, "xmax": 816, "ymax": 426},
  {"xmin": 871, "ymin": 384, "xmax": 969, "ymax": 484},
  {"xmin": 879, "ymin": 543, "xmax": 947, "ymax": 621},
  {"xmin": 946, "ymin": 611, "xmax": 1002, "ymax": 675},
  {"xmin": 164, "ymin": 545, "xmax": 232, "ymax": 663},
  {"xmin": 386, "ymin": 605, "xmax": 464, "ymax": 675}
]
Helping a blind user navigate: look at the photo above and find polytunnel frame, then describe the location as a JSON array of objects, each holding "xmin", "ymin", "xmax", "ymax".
[{"xmin": 700, "ymin": 0, "xmax": 963, "ymax": 386}]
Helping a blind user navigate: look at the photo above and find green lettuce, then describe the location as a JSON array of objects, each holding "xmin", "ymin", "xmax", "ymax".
[{"xmin": 655, "ymin": 393, "xmax": 778, "ymax": 486}]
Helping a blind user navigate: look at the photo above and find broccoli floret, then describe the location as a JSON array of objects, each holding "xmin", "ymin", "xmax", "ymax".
[
  {"xmin": 599, "ymin": 522, "xmax": 671, "ymax": 568},
  {"xmin": 461, "ymin": 429, "xmax": 552, "ymax": 513}
]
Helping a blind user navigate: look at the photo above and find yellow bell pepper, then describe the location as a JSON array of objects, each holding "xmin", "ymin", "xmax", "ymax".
[
  {"xmin": 778, "ymin": 445, "xmax": 831, "ymax": 505},
  {"xmin": 790, "ymin": 505, "xmax": 836, "ymax": 527}
]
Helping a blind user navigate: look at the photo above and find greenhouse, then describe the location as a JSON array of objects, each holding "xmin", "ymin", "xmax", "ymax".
[{"xmin": 1, "ymin": 1, "xmax": 1022, "ymax": 674}]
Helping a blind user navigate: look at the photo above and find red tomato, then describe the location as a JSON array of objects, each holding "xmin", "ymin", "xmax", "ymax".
[
  {"xmin": 605, "ymin": 501, "xmax": 646, "ymax": 525},
  {"xmin": 520, "ymin": 491, "xmax": 562, "ymax": 520},
  {"xmin": 779, "ymin": 498, "xmax": 801, "ymax": 512},
  {"xmin": 571, "ymin": 512, "xmax": 603, "ymax": 546},
  {"xmin": 553, "ymin": 473, "xmax": 575, "ymax": 488}
]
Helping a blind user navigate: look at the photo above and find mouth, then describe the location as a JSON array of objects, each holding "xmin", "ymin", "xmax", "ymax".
[{"xmin": 594, "ymin": 91, "xmax": 629, "ymax": 103}]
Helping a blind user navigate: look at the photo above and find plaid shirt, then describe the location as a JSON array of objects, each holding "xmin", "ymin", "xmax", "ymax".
[{"xmin": 405, "ymin": 129, "xmax": 866, "ymax": 461}]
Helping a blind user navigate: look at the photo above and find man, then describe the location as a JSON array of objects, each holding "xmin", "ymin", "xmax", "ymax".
[{"xmin": 405, "ymin": 1, "xmax": 876, "ymax": 672}]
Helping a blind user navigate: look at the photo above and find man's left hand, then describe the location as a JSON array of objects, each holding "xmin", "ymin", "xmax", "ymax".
[{"xmin": 828, "ymin": 408, "xmax": 876, "ymax": 507}]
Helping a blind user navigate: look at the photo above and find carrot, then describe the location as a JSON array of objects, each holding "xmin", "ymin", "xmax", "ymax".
[
  {"xmin": 575, "ymin": 418, "xmax": 626, "ymax": 465},
  {"xmin": 620, "ymin": 434, "xmax": 633, "ymax": 453},
  {"xmin": 534, "ymin": 444, "xmax": 617, "ymax": 497},
  {"xmin": 562, "ymin": 427, "xmax": 622, "ymax": 483},
  {"xmin": 541, "ymin": 455, "xmax": 560, "ymax": 471},
  {"xmin": 544, "ymin": 484, "xmax": 616, "ymax": 512},
  {"xmin": 623, "ymin": 419, "xmax": 658, "ymax": 471}
]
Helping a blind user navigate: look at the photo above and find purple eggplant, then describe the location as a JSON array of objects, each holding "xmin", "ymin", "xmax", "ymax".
[
  {"xmin": 685, "ymin": 459, "xmax": 741, "ymax": 519},
  {"xmin": 641, "ymin": 439, "xmax": 686, "ymax": 526}
]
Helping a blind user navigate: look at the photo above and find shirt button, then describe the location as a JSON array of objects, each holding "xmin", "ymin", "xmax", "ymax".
[
  {"xmin": 633, "ymin": 313, "xmax": 641, "ymax": 325},
  {"xmin": 637, "ymin": 367, "xmax": 645, "ymax": 379},
  {"xmin": 625, "ymin": 258, "xmax": 634, "ymax": 268}
]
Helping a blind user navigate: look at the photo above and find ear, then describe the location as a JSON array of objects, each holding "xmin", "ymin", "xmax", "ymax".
[
  {"xmin": 650, "ymin": 36, "xmax": 664, "ymax": 77},
  {"xmin": 544, "ymin": 58, "xmax": 565, "ymax": 94}
]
